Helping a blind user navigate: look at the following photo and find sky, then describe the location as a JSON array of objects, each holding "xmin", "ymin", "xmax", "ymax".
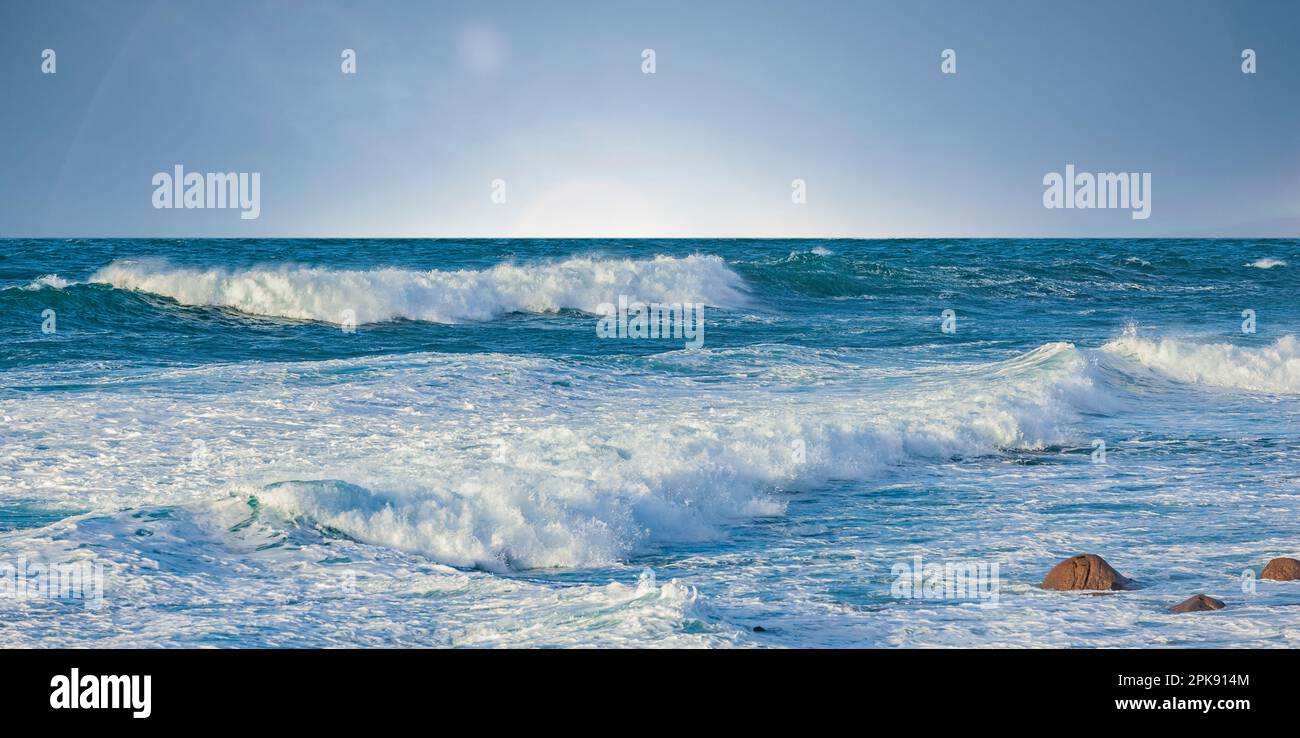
[{"xmin": 1, "ymin": 0, "xmax": 1298, "ymax": 238}]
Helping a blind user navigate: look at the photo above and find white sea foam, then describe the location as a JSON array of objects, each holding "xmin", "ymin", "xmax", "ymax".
[
  {"xmin": 89, "ymin": 256, "xmax": 749, "ymax": 324},
  {"xmin": 778, "ymin": 246, "xmax": 835, "ymax": 261},
  {"xmin": 1102, "ymin": 333, "xmax": 1300, "ymax": 393},
  {"xmin": 229, "ymin": 343, "xmax": 1106, "ymax": 570},
  {"xmin": 0, "ymin": 343, "xmax": 1102, "ymax": 572},
  {"xmin": 4, "ymin": 336, "xmax": 1297, "ymax": 647},
  {"xmin": 19, "ymin": 274, "xmax": 74, "ymax": 290},
  {"xmin": 1246, "ymin": 258, "xmax": 1287, "ymax": 269},
  {"xmin": 0, "ymin": 500, "xmax": 731, "ymax": 648}
]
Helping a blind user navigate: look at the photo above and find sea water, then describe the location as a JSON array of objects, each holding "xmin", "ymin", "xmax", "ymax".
[{"xmin": 1, "ymin": 238, "xmax": 1297, "ymax": 647}]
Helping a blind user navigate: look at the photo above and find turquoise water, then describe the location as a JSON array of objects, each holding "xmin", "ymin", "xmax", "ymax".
[{"xmin": 2, "ymin": 238, "xmax": 1298, "ymax": 646}]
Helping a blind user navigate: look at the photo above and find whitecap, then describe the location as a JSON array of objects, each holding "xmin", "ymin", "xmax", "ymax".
[
  {"xmin": 1102, "ymin": 333, "xmax": 1300, "ymax": 394},
  {"xmin": 90, "ymin": 255, "xmax": 750, "ymax": 325},
  {"xmin": 19, "ymin": 274, "xmax": 74, "ymax": 290},
  {"xmin": 1246, "ymin": 258, "xmax": 1287, "ymax": 269}
]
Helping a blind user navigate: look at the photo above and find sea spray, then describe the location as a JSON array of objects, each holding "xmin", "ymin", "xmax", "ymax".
[{"xmin": 90, "ymin": 255, "xmax": 747, "ymax": 324}]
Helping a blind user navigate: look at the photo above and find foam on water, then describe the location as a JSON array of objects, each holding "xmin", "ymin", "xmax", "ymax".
[
  {"xmin": 89, "ymin": 255, "xmax": 749, "ymax": 324},
  {"xmin": 0, "ymin": 498, "xmax": 732, "ymax": 648},
  {"xmin": 1102, "ymin": 332, "xmax": 1300, "ymax": 394},
  {"xmin": 0, "ymin": 342, "xmax": 1107, "ymax": 572},
  {"xmin": 18, "ymin": 274, "xmax": 74, "ymax": 290},
  {"xmin": 4, "ymin": 239, "xmax": 1299, "ymax": 648},
  {"xmin": 1246, "ymin": 258, "xmax": 1287, "ymax": 269},
  {"xmin": 0, "ymin": 340, "xmax": 1128, "ymax": 647}
]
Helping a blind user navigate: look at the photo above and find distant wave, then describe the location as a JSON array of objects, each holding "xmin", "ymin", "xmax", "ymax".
[
  {"xmin": 1102, "ymin": 333, "xmax": 1300, "ymax": 393},
  {"xmin": 1246, "ymin": 258, "xmax": 1287, "ymax": 269},
  {"xmin": 17, "ymin": 274, "xmax": 74, "ymax": 290},
  {"xmin": 89, "ymin": 255, "xmax": 749, "ymax": 324}
]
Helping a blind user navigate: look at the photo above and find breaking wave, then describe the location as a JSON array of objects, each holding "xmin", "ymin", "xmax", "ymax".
[
  {"xmin": 89, "ymin": 255, "xmax": 749, "ymax": 324},
  {"xmin": 1102, "ymin": 333, "xmax": 1300, "ymax": 394}
]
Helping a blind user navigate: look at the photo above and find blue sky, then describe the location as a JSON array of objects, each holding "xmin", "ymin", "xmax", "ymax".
[{"xmin": 1, "ymin": 0, "xmax": 1298, "ymax": 237}]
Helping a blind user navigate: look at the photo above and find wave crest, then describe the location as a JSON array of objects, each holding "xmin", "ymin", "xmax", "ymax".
[
  {"xmin": 89, "ymin": 255, "xmax": 749, "ymax": 324},
  {"xmin": 240, "ymin": 344, "xmax": 1101, "ymax": 571},
  {"xmin": 1102, "ymin": 333, "xmax": 1300, "ymax": 393},
  {"xmin": 1246, "ymin": 258, "xmax": 1287, "ymax": 269},
  {"xmin": 18, "ymin": 274, "xmax": 74, "ymax": 291}
]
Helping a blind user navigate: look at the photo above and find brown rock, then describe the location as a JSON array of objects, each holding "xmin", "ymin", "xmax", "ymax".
[
  {"xmin": 1261, "ymin": 557, "xmax": 1300, "ymax": 581},
  {"xmin": 1170, "ymin": 594, "xmax": 1225, "ymax": 613},
  {"xmin": 1041, "ymin": 554, "xmax": 1134, "ymax": 591}
]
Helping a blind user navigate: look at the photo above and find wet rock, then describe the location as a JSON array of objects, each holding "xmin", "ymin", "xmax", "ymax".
[
  {"xmin": 752, "ymin": 626, "xmax": 767, "ymax": 633},
  {"xmin": 1170, "ymin": 594, "xmax": 1225, "ymax": 613},
  {"xmin": 1261, "ymin": 557, "xmax": 1300, "ymax": 581},
  {"xmin": 1041, "ymin": 554, "xmax": 1133, "ymax": 591}
]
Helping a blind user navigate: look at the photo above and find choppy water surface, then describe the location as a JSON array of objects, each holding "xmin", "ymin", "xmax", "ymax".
[{"xmin": 2, "ymin": 239, "xmax": 1298, "ymax": 646}]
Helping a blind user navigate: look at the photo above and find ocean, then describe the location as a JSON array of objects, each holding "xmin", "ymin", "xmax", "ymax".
[{"xmin": 1, "ymin": 238, "xmax": 1297, "ymax": 647}]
